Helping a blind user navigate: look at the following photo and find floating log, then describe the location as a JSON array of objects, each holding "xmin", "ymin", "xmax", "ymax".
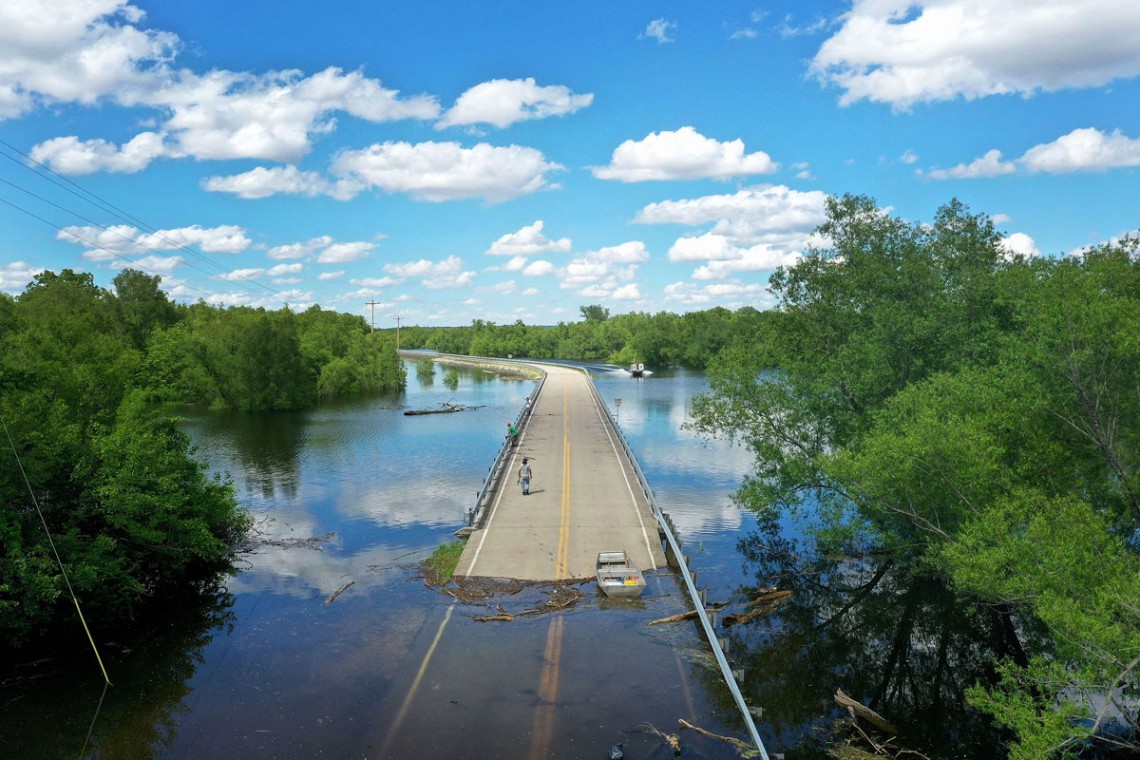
[
  {"xmin": 745, "ymin": 588, "xmax": 793, "ymax": 608},
  {"xmin": 473, "ymin": 614, "xmax": 514, "ymax": 622},
  {"xmin": 834, "ymin": 688, "xmax": 898, "ymax": 735},
  {"xmin": 721, "ymin": 589, "xmax": 794, "ymax": 627},
  {"xmin": 648, "ymin": 608, "xmax": 720, "ymax": 626},
  {"xmin": 404, "ymin": 399, "xmax": 483, "ymax": 416},
  {"xmin": 322, "ymin": 581, "xmax": 354, "ymax": 605},
  {"xmin": 474, "ymin": 604, "xmax": 514, "ymax": 622},
  {"xmin": 404, "ymin": 405, "xmax": 463, "ymax": 416},
  {"xmin": 647, "ymin": 600, "xmax": 728, "ymax": 626}
]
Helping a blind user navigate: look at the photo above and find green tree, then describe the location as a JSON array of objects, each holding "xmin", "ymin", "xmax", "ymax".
[
  {"xmin": 110, "ymin": 269, "xmax": 180, "ymax": 351},
  {"xmin": 1, "ymin": 275, "xmax": 247, "ymax": 647},
  {"xmin": 579, "ymin": 304, "xmax": 610, "ymax": 322},
  {"xmin": 690, "ymin": 197, "xmax": 1140, "ymax": 756},
  {"xmin": 13, "ymin": 269, "xmax": 138, "ymax": 424}
]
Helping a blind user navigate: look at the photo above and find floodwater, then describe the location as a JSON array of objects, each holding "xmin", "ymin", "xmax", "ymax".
[{"xmin": 2, "ymin": 362, "xmax": 1008, "ymax": 759}]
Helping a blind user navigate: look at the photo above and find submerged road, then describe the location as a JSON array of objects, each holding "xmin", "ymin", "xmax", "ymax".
[
  {"xmin": 454, "ymin": 363, "xmax": 667, "ymax": 581},
  {"xmin": 376, "ymin": 362, "xmax": 766, "ymax": 760}
]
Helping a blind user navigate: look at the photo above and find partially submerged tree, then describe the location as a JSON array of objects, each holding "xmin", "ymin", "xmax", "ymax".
[{"xmin": 691, "ymin": 196, "xmax": 1140, "ymax": 757}]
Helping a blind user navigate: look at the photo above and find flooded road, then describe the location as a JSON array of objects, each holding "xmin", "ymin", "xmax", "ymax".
[
  {"xmin": 2, "ymin": 362, "xmax": 1009, "ymax": 758},
  {"xmin": 3, "ymin": 364, "xmax": 752, "ymax": 759}
]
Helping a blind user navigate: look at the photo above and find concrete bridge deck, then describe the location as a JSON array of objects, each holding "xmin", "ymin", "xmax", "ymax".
[{"xmin": 455, "ymin": 364, "xmax": 666, "ymax": 582}]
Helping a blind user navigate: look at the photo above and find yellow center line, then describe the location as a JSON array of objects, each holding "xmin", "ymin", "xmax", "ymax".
[
  {"xmin": 528, "ymin": 614, "xmax": 565, "ymax": 759},
  {"xmin": 380, "ymin": 603, "xmax": 455, "ymax": 756}
]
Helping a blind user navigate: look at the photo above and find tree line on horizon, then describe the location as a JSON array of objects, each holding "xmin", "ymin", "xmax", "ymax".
[{"xmin": 395, "ymin": 302, "xmax": 772, "ymax": 370}]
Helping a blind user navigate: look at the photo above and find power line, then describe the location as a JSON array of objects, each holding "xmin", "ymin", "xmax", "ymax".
[
  {"xmin": 0, "ymin": 176, "xmax": 242, "ymax": 295},
  {"xmin": 0, "ymin": 194, "xmax": 212, "ymax": 299},
  {"xmin": 1, "ymin": 415, "xmax": 112, "ymax": 686},
  {"xmin": 0, "ymin": 139, "xmax": 280, "ymax": 296}
]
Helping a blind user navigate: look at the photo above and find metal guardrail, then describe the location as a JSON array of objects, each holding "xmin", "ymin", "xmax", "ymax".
[
  {"xmin": 457, "ymin": 361, "xmax": 769, "ymax": 758},
  {"xmin": 583, "ymin": 374, "xmax": 771, "ymax": 760},
  {"xmin": 465, "ymin": 370, "xmax": 546, "ymax": 529}
]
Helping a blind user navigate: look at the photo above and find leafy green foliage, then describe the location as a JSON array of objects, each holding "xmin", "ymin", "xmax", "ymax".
[
  {"xmin": 140, "ymin": 301, "xmax": 404, "ymax": 409},
  {"xmin": 579, "ymin": 304, "xmax": 610, "ymax": 322},
  {"xmin": 0, "ymin": 273, "xmax": 252, "ymax": 647},
  {"xmin": 397, "ymin": 307, "xmax": 776, "ymax": 369},
  {"xmin": 1, "ymin": 270, "xmax": 408, "ymax": 647},
  {"xmin": 690, "ymin": 196, "xmax": 1140, "ymax": 756}
]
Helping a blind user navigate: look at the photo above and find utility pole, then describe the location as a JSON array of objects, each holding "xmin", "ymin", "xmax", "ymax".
[
  {"xmin": 365, "ymin": 300, "xmax": 380, "ymax": 332},
  {"xmin": 394, "ymin": 315, "xmax": 402, "ymax": 351}
]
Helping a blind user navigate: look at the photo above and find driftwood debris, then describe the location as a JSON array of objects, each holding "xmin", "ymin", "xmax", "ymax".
[
  {"xmin": 746, "ymin": 588, "xmax": 793, "ymax": 607},
  {"xmin": 519, "ymin": 586, "xmax": 583, "ymax": 615},
  {"xmin": 677, "ymin": 719, "xmax": 755, "ymax": 755},
  {"xmin": 834, "ymin": 688, "xmax": 898, "ymax": 735},
  {"xmin": 322, "ymin": 581, "xmax": 355, "ymax": 605},
  {"xmin": 638, "ymin": 723, "xmax": 682, "ymax": 756},
  {"xmin": 827, "ymin": 747, "xmax": 882, "ymax": 760},
  {"xmin": 722, "ymin": 589, "xmax": 793, "ymax": 627},
  {"xmin": 403, "ymin": 399, "xmax": 482, "ymax": 416},
  {"xmin": 648, "ymin": 609, "xmax": 704, "ymax": 626},
  {"xmin": 473, "ymin": 604, "xmax": 515, "ymax": 623}
]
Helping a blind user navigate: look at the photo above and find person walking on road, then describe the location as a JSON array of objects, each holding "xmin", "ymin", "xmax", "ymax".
[{"xmin": 518, "ymin": 457, "xmax": 533, "ymax": 496}]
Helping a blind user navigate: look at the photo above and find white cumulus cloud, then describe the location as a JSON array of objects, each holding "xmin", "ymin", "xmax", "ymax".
[
  {"xmin": 523, "ymin": 260, "xmax": 557, "ymax": 277},
  {"xmin": 0, "ymin": 261, "xmax": 47, "ymax": 293},
  {"xmin": 437, "ymin": 78, "xmax": 593, "ymax": 129},
  {"xmin": 384, "ymin": 255, "xmax": 475, "ymax": 289},
  {"xmin": 999, "ymin": 232, "xmax": 1040, "ymax": 259},
  {"xmin": 635, "ymin": 185, "xmax": 827, "ymax": 246},
  {"xmin": 923, "ymin": 128, "xmax": 1140, "ymax": 179},
  {"xmin": 29, "ymin": 132, "xmax": 174, "ymax": 174},
  {"xmin": 57, "ymin": 223, "xmax": 250, "ymax": 257},
  {"xmin": 664, "ymin": 280, "xmax": 774, "ymax": 308},
  {"xmin": 921, "ymin": 148, "xmax": 1017, "ymax": 179},
  {"xmin": 266, "ymin": 236, "xmax": 335, "ymax": 260},
  {"xmin": 810, "ymin": 0, "xmax": 1140, "ymax": 109},
  {"xmin": 1020, "ymin": 127, "xmax": 1140, "ymax": 173},
  {"xmin": 0, "ymin": 0, "xmax": 177, "ymax": 119},
  {"xmin": 317, "ymin": 242, "xmax": 375, "ymax": 264},
  {"xmin": 486, "ymin": 220, "xmax": 572, "ymax": 256},
  {"xmin": 7, "ymin": 3, "xmax": 440, "ymax": 171},
  {"xmin": 331, "ymin": 141, "xmax": 563, "ymax": 202},
  {"xmin": 637, "ymin": 185, "xmax": 825, "ymax": 280},
  {"xmin": 592, "ymin": 127, "xmax": 778, "ymax": 182},
  {"xmin": 202, "ymin": 165, "xmax": 362, "ymax": 200},
  {"xmin": 556, "ymin": 242, "xmax": 648, "ymax": 296}
]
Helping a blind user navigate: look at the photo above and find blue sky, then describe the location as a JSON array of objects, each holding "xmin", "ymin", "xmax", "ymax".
[{"xmin": 1, "ymin": 1, "xmax": 1139, "ymax": 327}]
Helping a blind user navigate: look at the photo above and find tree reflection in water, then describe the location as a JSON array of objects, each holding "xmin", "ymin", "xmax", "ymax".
[
  {"xmin": 1, "ymin": 578, "xmax": 236, "ymax": 759},
  {"xmin": 701, "ymin": 517, "xmax": 1048, "ymax": 758}
]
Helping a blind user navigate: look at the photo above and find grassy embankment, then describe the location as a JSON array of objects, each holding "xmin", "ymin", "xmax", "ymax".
[{"xmin": 420, "ymin": 540, "xmax": 465, "ymax": 586}]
